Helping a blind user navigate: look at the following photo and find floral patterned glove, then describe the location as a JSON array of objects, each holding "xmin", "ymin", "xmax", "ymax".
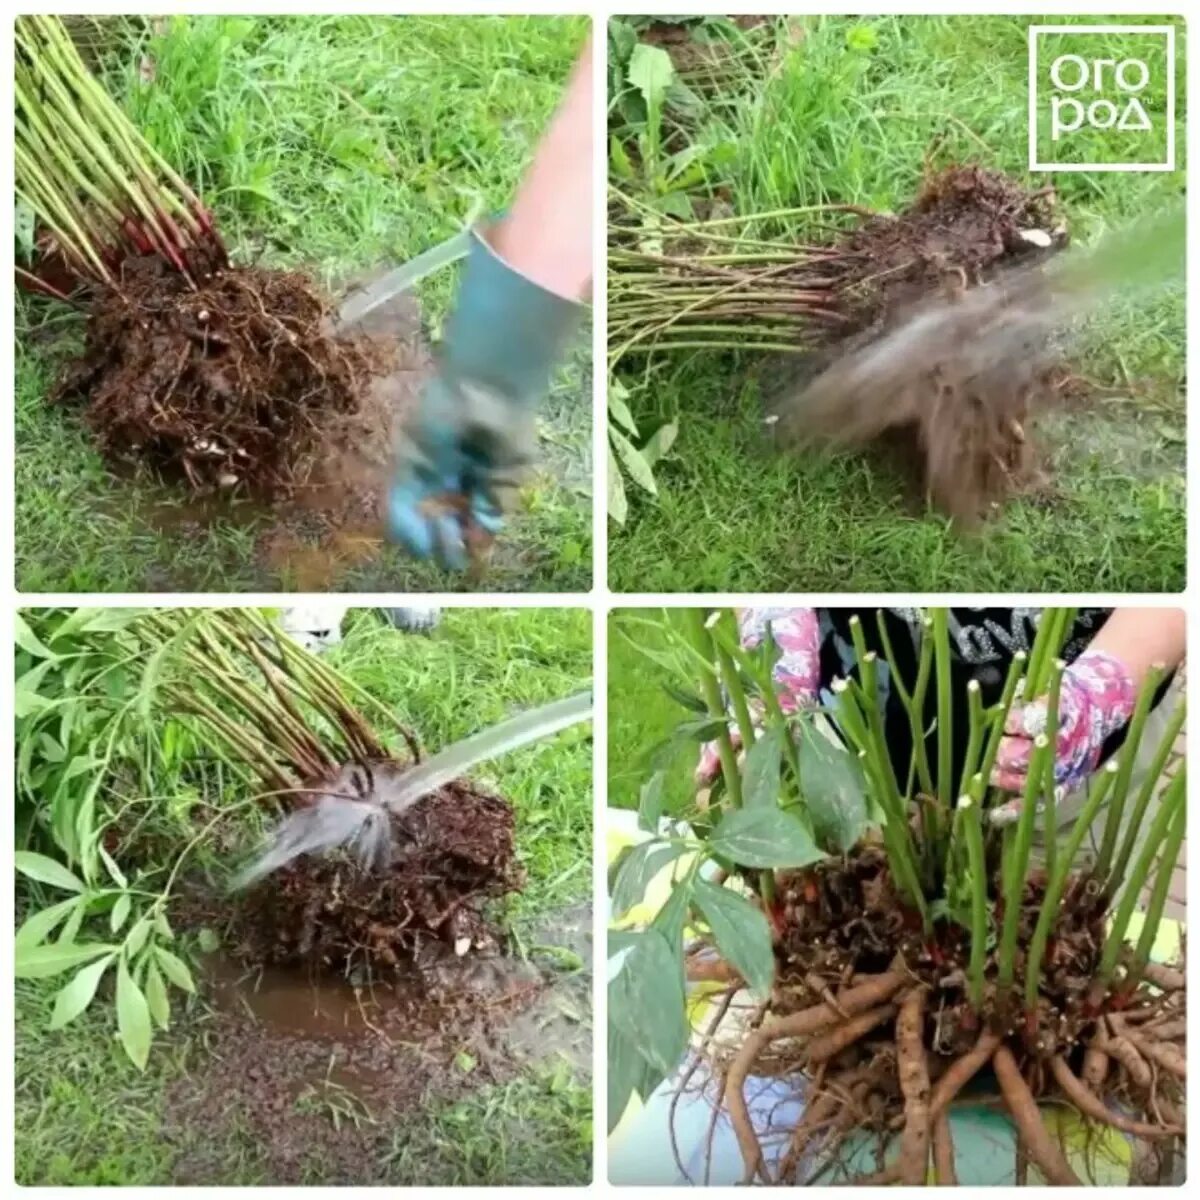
[
  {"xmin": 990, "ymin": 649, "xmax": 1135, "ymax": 816},
  {"xmin": 695, "ymin": 607, "xmax": 820, "ymax": 785}
]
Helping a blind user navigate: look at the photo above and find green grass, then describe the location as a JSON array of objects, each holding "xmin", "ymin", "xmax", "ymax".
[
  {"xmin": 16, "ymin": 15, "xmax": 591, "ymax": 593},
  {"xmin": 608, "ymin": 610, "xmax": 699, "ymax": 817},
  {"xmin": 608, "ymin": 14, "xmax": 1185, "ymax": 592},
  {"xmin": 14, "ymin": 606, "xmax": 593, "ymax": 1185}
]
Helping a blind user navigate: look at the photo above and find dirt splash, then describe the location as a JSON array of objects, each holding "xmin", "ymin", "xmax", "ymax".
[{"xmin": 772, "ymin": 165, "xmax": 1069, "ymax": 522}]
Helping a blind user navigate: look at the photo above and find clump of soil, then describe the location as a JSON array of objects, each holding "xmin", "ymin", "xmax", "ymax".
[
  {"xmin": 690, "ymin": 844, "xmax": 1186, "ymax": 1186},
  {"xmin": 231, "ymin": 781, "xmax": 524, "ymax": 979},
  {"xmin": 56, "ymin": 256, "xmax": 387, "ymax": 495},
  {"xmin": 773, "ymin": 164, "xmax": 1071, "ymax": 522}
]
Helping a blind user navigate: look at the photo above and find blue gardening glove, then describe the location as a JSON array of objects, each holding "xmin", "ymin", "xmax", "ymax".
[{"xmin": 389, "ymin": 227, "xmax": 583, "ymax": 568}]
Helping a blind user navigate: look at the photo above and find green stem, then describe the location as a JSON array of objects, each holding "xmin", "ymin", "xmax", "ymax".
[
  {"xmin": 1040, "ymin": 659, "xmax": 1065, "ymax": 883},
  {"xmin": 683, "ymin": 609, "xmax": 742, "ymax": 809},
  {"xmin": 1096, "ymin": 664, "xmax": 1165, "ymax": 885},
  {"xmin": 1023, "ymin": 760, "xmax": 1119, "ymax": 1011},
  {"xmin": 1097, "ymin": 768, "xmax": 1185, "ymax": 987},
  {"xmin": 931, "ymin": 609, "xmax": 953, "ymax": 826},
  {"xmin": 958, "ymin": 794, "xmax": 988, "ymax": 1012},
  {"xmin": 996, "ymin": 735, "xmax": 1051, "ymax": 992},
  {"xmin": 876, "ymin": 611, "xmax": 934, "ymax": 798},
  {"xmin": 1129, "ymin": 781, "xmax": 1187, "ymax": 987}
]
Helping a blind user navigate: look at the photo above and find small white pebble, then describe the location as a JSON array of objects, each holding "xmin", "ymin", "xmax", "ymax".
[
  {"xmin": 198, "ymin": 309, "xmax": 210, "ymax": 322},
  {"xmin": 454, "ymin": 936, "xmax": 472, "ymax": 957},
  {"xmin": 1018, "ymin": 229, "xmax": 1053, "ymax": 248},
  {"xmin": 217, "ymin": 473, "xmax": 239, "ymax": 488}
]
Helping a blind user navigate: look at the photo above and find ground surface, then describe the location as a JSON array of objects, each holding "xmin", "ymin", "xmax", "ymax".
[
  {"xmin": 14, "ymin": 607, "xmax": 593, "ymax": 1185},
  {"xmin": 608, "ymin": 15, "xmax": 1185, "ymax": 592},
  {"xmin": 16, "ymin": 15, "xmax": 591, "ymax": 593}
]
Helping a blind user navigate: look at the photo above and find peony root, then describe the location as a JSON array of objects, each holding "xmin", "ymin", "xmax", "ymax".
[
  {"xmin": 994, "ymin": 1047, "xmax": 1081, "ymax": 1185},
  {"xmin": 929, "ymin": 1027, "xmax": 1003, "ymax": 1118},
  {"xmin": 896, "ymin": 987, "xmax": 931, "ymax": 1186},
  {"xmin": 932, "ymin": 1112, "xmax": 957, "ymax": 1185},
  {"xmin": 723, "ymin": 969, "xmax": 908, "ymax": 1182},
  {"xmin": 1093, "ymin": 1029, "xmax": 1152, "ymax": 1090},
  {"xmin": 1081, "ymin": 1037, "xmax": 1111, "ymax": 1092},
  {"xmin": 1049, "ymin": 1055, "xmax": 1183, "ymax": 1138},
  {"xmin": 1120, "ymin": 1028, "xmax": 1186, "ymax": 1081},
  {"xmin": 1137, "ymin": 962, "xmax": 1185, "ymax": 992},
  {"xmin": 806, "ymin": 1002, "xmax": 898, "ymax": 1064}
]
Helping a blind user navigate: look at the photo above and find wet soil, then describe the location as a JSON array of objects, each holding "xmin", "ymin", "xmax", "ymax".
[
  {"xmin": 231, "ymin": 780, "xmax": 524, "ymax": 975},
  {"xmin": 163, "ymin": 903, "xmax": 591, "ymax": 1185}
]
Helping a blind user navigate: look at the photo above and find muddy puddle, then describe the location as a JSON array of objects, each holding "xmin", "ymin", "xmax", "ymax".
[{"xmin": 163, "ymin": 903, "xmax": 591, "ymax": 1184}]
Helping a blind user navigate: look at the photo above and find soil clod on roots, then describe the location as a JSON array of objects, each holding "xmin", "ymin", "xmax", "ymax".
[
  {"xmin": 690, "ymin": 846, "xmax": 1186, "ymax": 1186},
  {"xmin": 56, "ymin": 257, "xmax": 385, "ymax": 496},
  {"xmin": 231, "ymin": 778, "xmax": 523, "ymax": 981}
]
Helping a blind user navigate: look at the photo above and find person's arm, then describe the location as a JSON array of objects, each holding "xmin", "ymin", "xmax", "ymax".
[
  {"xmin": 388, "ymin": 38, "xmax": 592, "ymax": 567},
  {"xmin": 489, "ymin": 36, "xmax": 592, "ymax": 300},
  {"xmin": 1083, "ymin": 607, "xmax": 1185, "ymax": 681},
  {"xmin": 992, "ymin": 607, "xmax": 1184, "ymax": 799}
]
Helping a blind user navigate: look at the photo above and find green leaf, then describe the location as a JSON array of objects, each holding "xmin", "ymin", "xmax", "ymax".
[
  {"xmin": 608, "ymin": 385, "xmax": 639, "ymax": 435},
  {"xmin": 154, "ymin": 909, "xmax": 175, "ymax": 941},
  {"xmin": 798, "ymin": 726, "xmax": 870, "ymax": 853},
  {"xmin": 611, "ymin": 428, "xmax": 658, "ymax": 496},
  {"xmin": 125, "ymin": 916, "xmax": 152, "ymax": 958},
  {"xmin": 709, "ymin": 806, "xmax": 826, "ymax": 869},
  {"xmin": 454, "ymin": 1050, "xmax": 477, "ymax": 1073},
  {"xmin": 652, "ymin": 872, "xmax": 694, "ymax": 947},
  {"xmin": 608, "ymin": 443, "xmax": 628, "ymax": 525},
  {"xmin": 676, "ymin": 716, "xmax": 730, "ymax": 742},
  {"xmin": 742, "ymin": 725, "xmax": 784, "ymax": 808},
  {"xmin": 609, "ymin": 930, "xmax": 688, "ymax": 1078},
  {"xmin": 612, "ymin": 840, "xmax": 685, "ymax": 917},
  {"xmin": 117, "ymin": 955, "xmax": 153, "ymax": 1070},
  {"xmin": 692, "ymin": 879, "xmax": 775, "ymax": 997},
  {"xmin": 14, "ymin": 613, "xmax": 58, "ymax": 659},
  {"xmin": 144, "ymin": 959, "xmax": 171, "ymax": 1031},
  {"xmin": 15, "ymin": 896, "xmax": 82, "ymax": 953},
  {"xmin": 15, "ymin": 851, "xmax": 84, "ymax": 893},
  {"xmin": 48, "ymin": 954, "xmax": 115, "ymax": 1030},
  {"xmin": 608, "ymin": 1019, "xmax": 664, "ymax": 1134},
  {"xmin": 197, "ymin": 927, "xmax": 220, "ymax": 954},
  {"xmin": 641, "ymin": 422, "xmax": 677, "ymax": 468},
  {"xmin": 610, "ymin": 133, "xmax": 635, "ymax": 180},
  {"xmin": 16, "ymin": 941, "xmax": 117, "ymax": 980},
  {"xmin": 154, "ymin": 946, "xmax": 196, "ymax": 994},
  {"xmin": 110, "ymin": 894, "xmax": 132, "ymax": 934},
  {"xmin": 627, "ymin": 43, "xmax": 675, "ymax": 109},
  {"xmin": 661, "ymin": 682, "xmax": 708, "ymax": 715},
  {"xmin": 98, "ymin": 844, "xmax": 128, "ymax": 889},
  {"xmin": 637, "ymin": 770, "xmax": 666, "ymax": 833},
  {"xmin": 14, "ymin": 659, "xmax": 55, "ymax": 717}
]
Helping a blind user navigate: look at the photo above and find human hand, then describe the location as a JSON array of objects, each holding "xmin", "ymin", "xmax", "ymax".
[
  {"xmin": 388, "ymin": 375, "xmax": 524, "ymax": 569},
  {"xmin": 695, "ymin": 608, "xmax": 820, "ymax": 785},
  {"xmin": 990, "ymin": 650, "xmax": 1135, "ymax": 814},
  {"xmin": 387, "ymin": 227, "xmax": 581, "ymax": 568}
]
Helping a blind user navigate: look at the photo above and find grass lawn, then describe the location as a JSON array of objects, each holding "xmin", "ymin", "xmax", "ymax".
[
  {"xmin": 16, "ymin": 15, "xmax": 592, "ymax": 593},
  {"xmin": 14, "ymin": 606, "xmax": 593, "ymax": 1185},
  {"xmin": 607, "ymin": 15, "xmax": 1185, "ymax": 592}
]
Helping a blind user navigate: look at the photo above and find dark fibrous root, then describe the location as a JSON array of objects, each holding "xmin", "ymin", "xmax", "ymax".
[
  {"xmin": 994, "ymin": 1046, "xmax": 1081, "ymax": 1185},
  {"xmin": 895, "ymin": 987, "xmax": 931, "ymax": 1185}
]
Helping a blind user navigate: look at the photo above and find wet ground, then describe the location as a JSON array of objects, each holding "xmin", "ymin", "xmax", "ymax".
[{"xmin": 162, "ymin": 903, "xmax": 591, "ymax": 1184}]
